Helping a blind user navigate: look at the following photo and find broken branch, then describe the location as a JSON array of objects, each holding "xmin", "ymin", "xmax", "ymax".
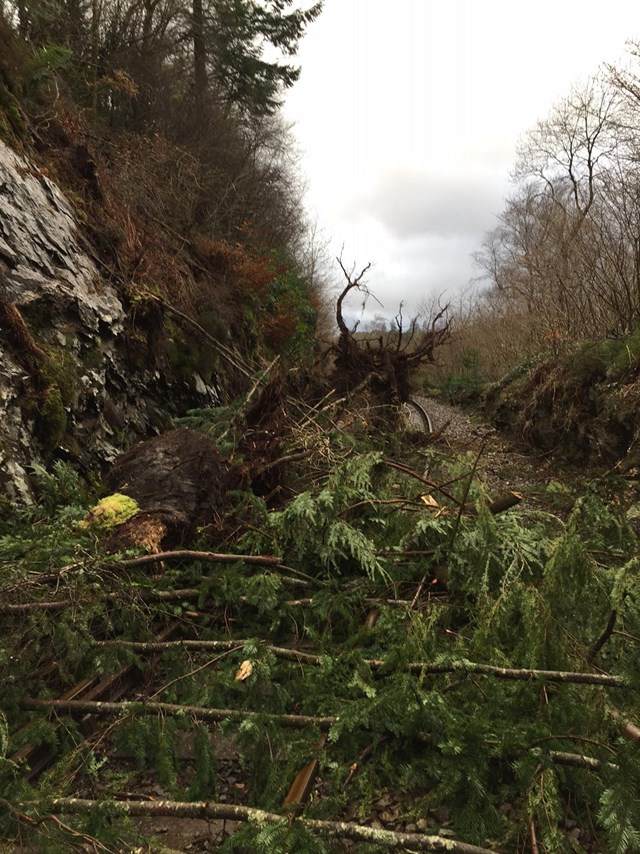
[
  {"xmin": 23, "ymin": 698, "xmax": 338, "ymax": 729},
  {"xmin": 50, "ymin": 797, "xmax": 495, "ymax": 853}
]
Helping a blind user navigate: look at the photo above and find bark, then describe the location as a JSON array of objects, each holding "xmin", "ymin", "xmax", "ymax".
[
  {"xmin": 549, "ymin": 750, "xmax": 616, "ymax": 771},
  {"xmin": 50, "ymin": 797, "xmax": 496, "ymax": 853},
  {"xmin": 92, "ymin": 640, "xmax": 625, "ymax": 687},
  {"xmin": 119, "ymin": 549, "xmax": 283, "ymax": 568},
  {"xmin": 0, "ymin": 589, "xmax": 417, "ymax": 614},
  {"xmin": 105, "ymin": 429, "xmax": 231, "ymax": 552},
  {"xmin": 23, "ymin": 698, "xmax": 338, "ymax": 729},
  {"xmin": 608, "ymin": 705, "xmax": 640, "ymax": 741}
]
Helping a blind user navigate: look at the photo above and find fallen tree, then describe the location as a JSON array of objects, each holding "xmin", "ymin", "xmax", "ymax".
[{"xmin": 331, "ymin": 258, "xmax": 452, "ymax": 405}]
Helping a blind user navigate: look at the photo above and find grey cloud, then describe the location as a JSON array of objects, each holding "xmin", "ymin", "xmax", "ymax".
[
  {"xmin": 345, "ymin": 168, "xmax": 505, "ymax": 241},
  {"xmin": 340, "ymin": 233, "xmax": 479, "ymax": 323}
]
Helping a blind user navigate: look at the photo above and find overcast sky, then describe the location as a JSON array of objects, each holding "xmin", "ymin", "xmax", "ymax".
[{"xmin": 284, "ymin": 0, "xmax": 640, "ymax": 322}]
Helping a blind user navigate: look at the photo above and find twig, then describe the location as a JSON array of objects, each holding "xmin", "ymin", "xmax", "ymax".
[
  {"xmin": 118, "ymin": 550, "xmax": 283, "ymax": 569},
  {"xmin": 381, "ymin": 459, "xmax": 463, "ymax": 507},
  {"xmin": 548, "ymin": 750, "xmax": 617, "ymax": 771},
  {"xmin": 140, "ymin": 290, "xmax": 254, "ymax": 378},
  {"xmin": 0, "ymin": 590, "xmax": 420, "ymax": 614},
  {"xmin": 341, "ymin": 497, "xmax": 425, "ymax": 516},
  {"xmin": 530, "ymin": 818, "xmax": 540, "ymax": 854},
  {"xmin": 217, "ymin": 356, "xmax": 280, "ymax": 444},
  {"xmin": 23, "ymin": 698, "xmax": 338, "ymax": 729},
  {"xmin": 608, "ymin": 705, "xmax": 640, "ymax": 741},
  {"xmin": 50, "ymin": 797, "xmax": 496, "ymax": 853},
  {"xmin": 96, "ymin": 638, "xmax": 326, "ymax": 664},
  {"xmin": 147, "ymin": 649, "xmax": 238, "ymax": 700},
  {"xmin": 588, "ymin": 609, "xmax": 618, "ymax": 662},
  {"xmin": 260, "ymin": 449, "xmax": 313, "ymax": 473},
  {"xmin": 449, "ymin": 442, "xmax": 485, "ymax": 550},
  {"xmin": 420, "ymin": 660, "xmax": 625, "ymax": 687}
]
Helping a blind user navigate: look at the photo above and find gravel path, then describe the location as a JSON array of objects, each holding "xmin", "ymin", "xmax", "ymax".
[{"xmin": 414, "ymin": 396, "xmax": 573, "ymax": 508}]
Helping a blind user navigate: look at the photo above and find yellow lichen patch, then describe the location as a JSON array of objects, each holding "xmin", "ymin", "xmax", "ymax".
[{"xmin": 79, "ymin": 492, "xmax": 139, "ymax": 530}]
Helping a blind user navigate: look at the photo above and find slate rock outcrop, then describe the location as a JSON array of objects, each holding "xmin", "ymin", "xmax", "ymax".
[{"xmin": 0, "ymin": 139, "xmax": 219, "ymax": 501}]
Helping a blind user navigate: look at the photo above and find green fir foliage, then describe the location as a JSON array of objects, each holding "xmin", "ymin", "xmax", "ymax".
[{"xmin": 2, "ymin": 421, "xmax": 640, "ymax": 851}]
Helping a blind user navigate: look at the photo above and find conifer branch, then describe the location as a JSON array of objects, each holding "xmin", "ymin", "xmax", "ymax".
[
  {"xmin": 381, "ymin": 458, "xmax": 463, "ymax": 507},
  {"xmin": 93, "ymin": 641, "xmax": 626, "ymax": 687},
  {"xmin": 548, "ymin": 750, "xmax": 617, "ymax": 771},
  {"xmin": 23, "ymin": 698, "xmax": 337, "ymax": 729},
  {"xmin": 449, "ymin": 442, "xmax": 485, "ymax": 549},
  {"xmin": 49, "ymin": 797, "xmax": 496, "ymax": 853},
  {"xmin": 1, "ymin": 590, "xmax": 418, "ymax": 614},
  {"xmin": 118, "ymin": 550, "xmax": 283, "ymax": 568},
  {"xmin": 0, "ymin": 599, "xmax": 71, "ymax": 613},
  {"xmin": 608, "ymin": 705, "xmax": 640, "ymax": 741},
  {"xmin": 418, "ymin": 660, "xmax": 625, "ymax": 687}
]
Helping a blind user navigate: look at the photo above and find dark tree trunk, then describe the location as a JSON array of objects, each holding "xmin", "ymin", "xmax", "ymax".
[
  {"xmin": 192, "ymin": 0, "xmax": 207, "ymax": 114},
  {"xmin": 105, "ymin": 428, "xmax": 230, "ymax": 552}
]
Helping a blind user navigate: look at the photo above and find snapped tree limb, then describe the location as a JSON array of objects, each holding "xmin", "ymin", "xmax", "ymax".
[
  {"xmin": 93, "ymin": 640, "xmax": 626, "ymax": 687},
  {"xmin": 23, "ymin": 698, "xmax": 338, "ymax": 729},
  {"xmin": 49, "ymin": 797, "xmax": 496, "ymax": 853}
]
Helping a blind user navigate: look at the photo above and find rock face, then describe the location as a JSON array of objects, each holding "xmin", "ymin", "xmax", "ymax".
[{"xmin": 0, "ymin": 139, "xmax": 220, "ymax": 501}]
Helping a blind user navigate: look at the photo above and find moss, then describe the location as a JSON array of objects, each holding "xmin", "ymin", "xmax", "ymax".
[
  {"xmin": 83, "ymin": 341, "xmax": 103, "ymax": 371},
  {"xmin": 165, "ymin": 323, "xmax": 219, "ymax": 384},
  {"xmin": 78, "ymin": 493, "xmax": 139, "ymax": 530},
  {"xmin": 39, "ymin": 346, "xmax": 81, "ymax": 407},
  {"xmin": 0, "ymin": 76, "xmax": 29, "ymax": 145},
  {"xmin": 36, "ymin": 385, "xmax": 67, "ymax": 455}
]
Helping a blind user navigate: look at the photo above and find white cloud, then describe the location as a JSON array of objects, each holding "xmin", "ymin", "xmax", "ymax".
[
  {"xmin": 346, "ymin": 168, "xmax": 505, "ymax": 240},
  {"xmin": 284, "ymin": 0, "xmax": 640, "ymax": 318}
]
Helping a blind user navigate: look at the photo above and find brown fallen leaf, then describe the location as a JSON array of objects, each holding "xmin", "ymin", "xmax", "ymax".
[{"xmin": 282, "ymin": 758, "xmax": 319, "ymax": 807}]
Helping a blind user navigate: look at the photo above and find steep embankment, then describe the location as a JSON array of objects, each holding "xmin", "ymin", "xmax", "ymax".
[
  {"xmin": 0, "ymin": 138, "xmax": 220, "ymax": 501},
  {"xmin": 481, "ymin": 335, "xmax": 640, "ymax": 469}
]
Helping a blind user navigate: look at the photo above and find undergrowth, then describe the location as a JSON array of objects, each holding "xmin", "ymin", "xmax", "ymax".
[{"xmin": 1, "ymin": 414, "xmax": 640, "ymax": 852}]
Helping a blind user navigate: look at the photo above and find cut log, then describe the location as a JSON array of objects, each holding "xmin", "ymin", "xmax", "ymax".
[{"xmin": 105, "ymin": 428, "xmax": 230, "ymax": 552}]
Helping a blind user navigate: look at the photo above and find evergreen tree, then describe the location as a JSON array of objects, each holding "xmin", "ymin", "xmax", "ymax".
[{"xmin": 200, "ymin": 0, "xmax": 323, "ymax": 114}]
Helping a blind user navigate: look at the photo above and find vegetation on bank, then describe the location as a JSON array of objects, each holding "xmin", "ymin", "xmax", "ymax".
[
  {"xmin": 0, "ymin": 0, "xmax": 328, "ymax": 415},
  {"xmin": 425, "ymin": 42, "xmax": 640, "ymax": 434}
]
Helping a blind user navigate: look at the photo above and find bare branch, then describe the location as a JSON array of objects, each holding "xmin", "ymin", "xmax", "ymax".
[
  {"xmin": 92, "ymin": 640, "xmax": 626, "ymax": 687},
  {"xmin": 23, "ymin": 698, "xmax": 338, "ymax": 729},
  {"xmin": 50, "ymin": 798, "xmax": 497, "ymax": 853}
]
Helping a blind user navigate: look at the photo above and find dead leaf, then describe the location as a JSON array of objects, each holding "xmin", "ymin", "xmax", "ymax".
[
  {"xmin": 235, "ymin": 660, "xmax": 253, "ymax": 681},
  {"xmin": 283, "ymin": 759, "xmax": 319, "ymax": 807}
]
